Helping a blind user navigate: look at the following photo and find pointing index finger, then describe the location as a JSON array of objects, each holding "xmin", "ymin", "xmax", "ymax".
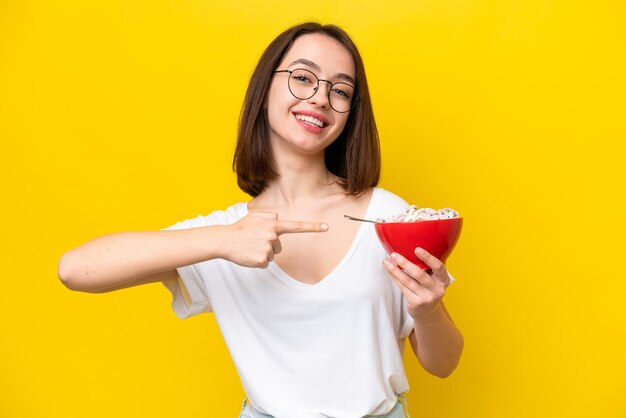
[{"xmin": 276, "ymin": 220, "xmax": 329, "ymax": 235}]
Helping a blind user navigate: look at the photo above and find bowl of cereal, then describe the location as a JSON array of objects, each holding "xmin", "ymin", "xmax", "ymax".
[{"xmin": 374, "ymin": 206, "xmax": 463, "ymax": 270}]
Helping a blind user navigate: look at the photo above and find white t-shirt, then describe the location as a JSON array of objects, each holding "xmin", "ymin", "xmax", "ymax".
[{"xmin": 162, "ymin": 188, "xmax": 422, "ymax": 418}]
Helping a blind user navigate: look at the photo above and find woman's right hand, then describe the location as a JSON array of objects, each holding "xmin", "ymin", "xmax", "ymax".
[{"xmin": 218, "ymin": 212, "xmax": 328, "ymax": 268}]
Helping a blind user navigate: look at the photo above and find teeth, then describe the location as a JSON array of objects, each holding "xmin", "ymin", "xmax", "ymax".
[{"xmin": 295, "ymin": 114, "xmax": 325, "ymax": 128}]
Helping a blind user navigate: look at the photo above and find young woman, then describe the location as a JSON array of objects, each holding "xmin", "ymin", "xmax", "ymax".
[{"xmin": 58, "ymin": 22, "xmax": 464, "ymax": 418}]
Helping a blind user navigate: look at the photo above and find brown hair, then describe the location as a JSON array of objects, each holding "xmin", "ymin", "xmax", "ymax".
[{"xmin": 233, "ymin": 22, "xmax": 381, "ymax": 197}]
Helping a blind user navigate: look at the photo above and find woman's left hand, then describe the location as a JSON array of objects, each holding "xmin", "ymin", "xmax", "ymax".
[{"xmin": 383, "ymin": 248, "xmax": 451, "ymax": 321}]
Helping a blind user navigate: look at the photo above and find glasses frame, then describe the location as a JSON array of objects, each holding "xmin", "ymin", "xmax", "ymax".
[{"xmin": 272, "ymin": 68, "xmax": 359, "ymax": 113}]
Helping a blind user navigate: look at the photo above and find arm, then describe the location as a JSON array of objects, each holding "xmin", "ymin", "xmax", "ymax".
[
  {"xmin": 58, "ymin": 227, "xmax": 228, "ymax": 293},
  {"xmin": 408, "ymin": 301, "xmax": 464, "ymax": 378},
  {"xmin": 384, "ymin": 249, "xmax": 464, "ymax": 378},
  {"xmin": 58, "ymin": 213, "xmax": 328, "ymax": 293}
]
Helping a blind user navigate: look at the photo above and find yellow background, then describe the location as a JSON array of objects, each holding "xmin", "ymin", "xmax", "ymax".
[{"xmin": 1, "ymin": 0, "xmax": 625, "ymax": 417}]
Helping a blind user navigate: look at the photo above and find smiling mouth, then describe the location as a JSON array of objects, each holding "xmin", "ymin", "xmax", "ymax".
[{"xmin": 294, "ymin": 113, "xmax": 327, "ymax": 128}]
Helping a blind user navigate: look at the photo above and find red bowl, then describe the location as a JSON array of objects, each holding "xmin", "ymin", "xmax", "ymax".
[{"xmin": 375, "ymin": 218, "xmax": 463, "ymax": 269}]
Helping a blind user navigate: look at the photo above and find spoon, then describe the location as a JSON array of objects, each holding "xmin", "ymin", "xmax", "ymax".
[{"xmin": 344, "ymin": 214, "xmax": 378, "ymax": 224}]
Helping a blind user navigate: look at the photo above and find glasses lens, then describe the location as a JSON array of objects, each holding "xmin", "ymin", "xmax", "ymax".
[
  {"xmin": 328, "ymin": 82, "xmax": 355, "ymax": 113},
  {"xmin": 288, "ymin": 69, "xmax": 318, "ymax": 100}
]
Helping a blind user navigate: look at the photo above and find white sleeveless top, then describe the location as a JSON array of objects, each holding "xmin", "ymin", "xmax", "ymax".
[{"xmin": 162, "ymin": 188, "xmax": 419, "ymax": 418}]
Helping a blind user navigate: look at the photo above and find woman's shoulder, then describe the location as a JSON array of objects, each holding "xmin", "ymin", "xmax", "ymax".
[
  {"xmin": 368, "ymin": 187, "xmax": 410, "ymax": 217},
  {"xmin": 162, "ymin": 201, "xmax": 247, "ymax": 231}
]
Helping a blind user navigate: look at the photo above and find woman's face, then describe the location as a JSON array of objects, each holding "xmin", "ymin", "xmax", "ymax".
[{"xmin": 265, "ymin": 33, "xmax": 356, "ymax": 157}]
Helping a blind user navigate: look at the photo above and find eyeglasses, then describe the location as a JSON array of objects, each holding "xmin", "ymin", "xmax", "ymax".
[{"xmin": 272, "ymin": 68, "xmax": 359, "ymax": 113}]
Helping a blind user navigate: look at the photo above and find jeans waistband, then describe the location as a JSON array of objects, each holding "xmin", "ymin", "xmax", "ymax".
[{"xmin": 238, "ymin": 393, "xmax": 410, "ymax": 418}]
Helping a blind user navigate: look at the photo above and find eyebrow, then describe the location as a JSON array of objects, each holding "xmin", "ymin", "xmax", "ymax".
[{"xmin": 288, "ymin": 58, "xmax": 356, "ymax": 85}]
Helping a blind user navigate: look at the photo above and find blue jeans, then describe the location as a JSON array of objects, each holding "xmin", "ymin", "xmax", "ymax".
[{"xmin": 238, "ymin": 393, "xmax": 410, "ymax": 418}]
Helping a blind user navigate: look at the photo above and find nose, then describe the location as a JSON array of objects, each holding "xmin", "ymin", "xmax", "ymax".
[{"xmin": 307, "ymin": 80, "xmax": 332, "ymax": 108}]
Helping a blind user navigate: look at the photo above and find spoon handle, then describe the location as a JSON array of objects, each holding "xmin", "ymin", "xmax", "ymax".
[{"xmin": 344, "ymin": 214, "xmax": 377, "ymax": 224}]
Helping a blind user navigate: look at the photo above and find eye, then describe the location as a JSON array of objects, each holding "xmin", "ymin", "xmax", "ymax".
[
  {"xmin": 332, "ymin": 88, "xmax": 349, "ymax": 98},
  {"xmin": 330, "ymin": 83, "xmax": 354, "ymax": 100},
  {"xmin": 291, "ymin": 70, "xmax": 315, "ymax": 85}
]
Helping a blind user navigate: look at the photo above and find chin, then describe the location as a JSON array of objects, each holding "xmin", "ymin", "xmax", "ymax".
[{"xmin": 291, "ymin": 138, "xmax": 335, "ymax": 155}]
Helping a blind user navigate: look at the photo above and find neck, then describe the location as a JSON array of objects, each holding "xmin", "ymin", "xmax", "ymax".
[{"xmin": 257, "ymin": 151, "xmax": 342, "ymax": 209}]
